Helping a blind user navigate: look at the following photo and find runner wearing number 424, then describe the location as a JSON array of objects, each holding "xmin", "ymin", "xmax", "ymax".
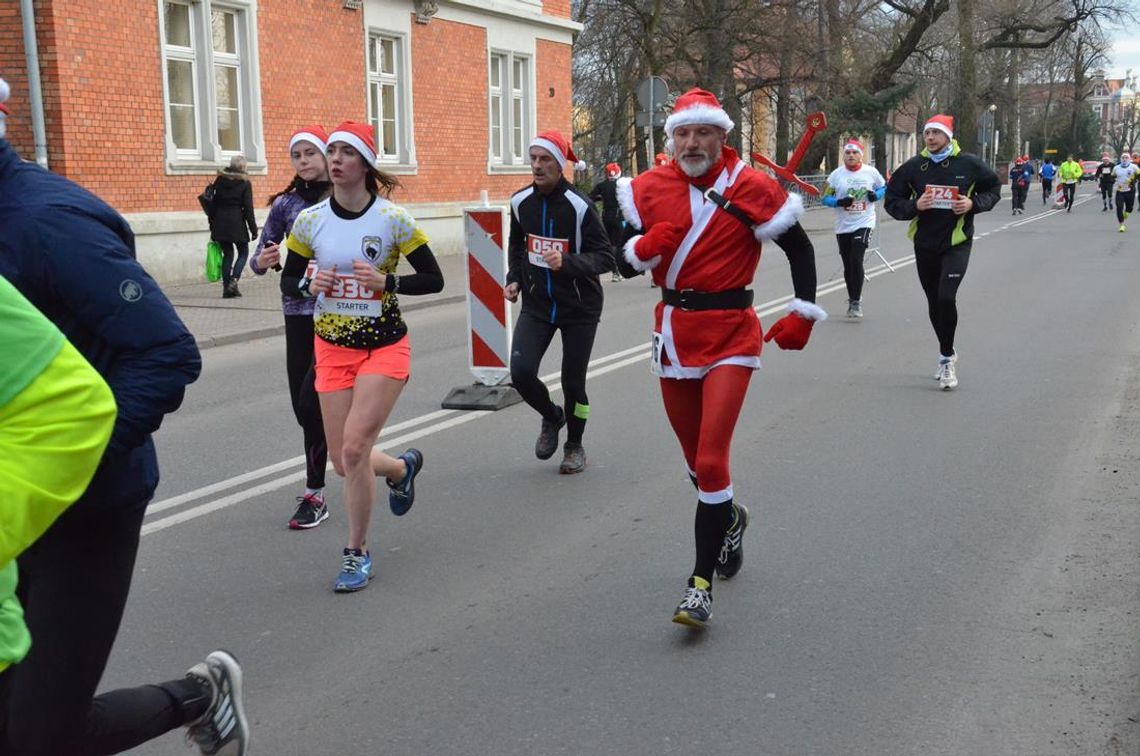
[{"xmin": 884, "ymin": 114, "xmax": 1000, "ymax": 391}]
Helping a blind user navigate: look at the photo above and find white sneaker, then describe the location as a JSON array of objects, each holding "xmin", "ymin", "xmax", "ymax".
[
  {"xmin": 933, "ymin": 351, "xmax": 958, "ymax": 379},
  {"xmin": 846, "ymin": 300, "xmax": 863, "ymax": 318},
  {"xmin": 938, "ymin": 357, "xmax": 958, "ymax": 391}
]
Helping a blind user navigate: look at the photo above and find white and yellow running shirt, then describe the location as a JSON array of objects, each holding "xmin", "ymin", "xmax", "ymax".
[{"xmin": 287, "ymin": 195, "xmax": 429, "ymax": 349}]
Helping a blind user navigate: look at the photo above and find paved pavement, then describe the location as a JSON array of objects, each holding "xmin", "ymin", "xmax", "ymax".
[{"xmin": 164, "ymin": 206, "xmax": 840, "ymax": 349}]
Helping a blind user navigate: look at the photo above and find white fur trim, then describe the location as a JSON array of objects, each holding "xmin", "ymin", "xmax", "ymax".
[
  {"xmin": 327, "ymin": 130, "xmax": 376, "ymax": 166},
  {"xmin": 575, "ymin": 160, "xmax": 587, "ymax": 171},
  {"xmin": 787, "ymin": 298, "xmax": 828, "ymax": 322},
  {"xmin": 615, "ymin": 177, "xmax": 642, "ymax": 230},
  {"xmin": 530, "ymin": 137, "xmax": 566, "ymax": 168},
  {"xmin": 623, "ymin": 236, "xmax": 660, "ymax": 272},
  {"xmin": 664, "ymin": 105, "xmax": 735, "ymax": 137},
  {"xmin": 923, "ymin": 121, "xmax": 953, "ymax": 138},
  {"xmin": 289, "ymin": 131, "xmax": 328, "ymax": 155},
  {"xmin": 753, "ymin": 192, "xmax": 804, "ymax": 242}
]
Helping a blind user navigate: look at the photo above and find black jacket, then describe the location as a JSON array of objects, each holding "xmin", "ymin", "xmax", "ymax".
[
  {"xmin": 507, "ymin": 178, "xmax": 614, "ymax": 324},
  {"xmin": 208, "ymin": 170, "xmax": 258, "ymax": 243},
  {"xmin": 589, "ymin": 178, "xmax": 621, "ymax": 221},
  {"xmin": 884, "ymin": 142, "xmax": 1000, "ymax": 250}
]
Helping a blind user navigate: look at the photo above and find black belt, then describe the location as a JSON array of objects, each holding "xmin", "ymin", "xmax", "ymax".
[{"xmin": 661, "ymin": 288, "xmax": 753, "ymax": 311}]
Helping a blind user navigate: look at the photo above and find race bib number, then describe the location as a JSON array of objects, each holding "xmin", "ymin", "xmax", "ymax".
[
  {"xmin": 527, "ymin": 234, "xmax": 568, "ymax": 269},
  {"xmin": 926, "ymin": 185, "xmax": 959, "ymax": 210},
  {"xmin": 323, "ymin": 272, "xmax": 382, "ymax": 317},
  {"xmin": 649, "ymin": 332, "xmax": 664, "ymax": 376},
  {"xmin": 844, "ymin": 200, "xmax": 867, "ymax": 213}
]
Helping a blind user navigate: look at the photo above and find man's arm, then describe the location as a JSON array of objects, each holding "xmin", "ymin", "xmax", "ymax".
[
  {"xmin": 506, "ymin": 205, "xmax": 526, "ymax": 287},
  {"xmin": 884, "ymin": 164, "xmax": 918, "ymax": 221},
  {"xmin": 969, "ymin": 160, "xmax": 1002, "ymax": 214},
  {"xmin": 560, "ymin": 204, "xmax": 615, "ymax": 277},
  {"xmin": 31, "ymin": 208, "xmax": 200, "ymax": 458}
]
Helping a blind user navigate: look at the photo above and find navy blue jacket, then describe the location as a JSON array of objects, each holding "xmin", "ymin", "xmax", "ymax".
[{"xmin": 0, "ymin": 140, "xmax": 201, "ymax": 514}]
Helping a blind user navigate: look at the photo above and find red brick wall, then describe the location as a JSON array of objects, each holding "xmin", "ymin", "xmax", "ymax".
[
  {"xmin": 536, "ymin": 38, "xmax": 572, "ymax": 162},
  {"xmin": 0, "ymin": 0, "xmax": 32, "ymax": 158},
  {"xmin": 543, "ymin": 0, "xmax": 572, "ymax": 19}
]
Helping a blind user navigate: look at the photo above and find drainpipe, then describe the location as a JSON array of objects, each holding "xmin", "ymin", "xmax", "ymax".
[{"xmin": 19, "ymin": 0, "xmax": 49, "ymax": 168}]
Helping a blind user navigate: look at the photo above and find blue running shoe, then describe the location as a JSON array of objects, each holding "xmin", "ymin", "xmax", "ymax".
[
  {"xmin": 334, "ymin": 548, "xmax": 373, "ymax": 592},
  {"xmin": 387, "ymin": 448, "xmax": 423, "ymax": 516}
]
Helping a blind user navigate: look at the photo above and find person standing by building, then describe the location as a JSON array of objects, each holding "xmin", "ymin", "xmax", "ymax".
[
  {"xmin": 590, "ymin": 162, "xmax": 625, "ymax": 282},
  {"xmin": 281, "ymin": 121, "xmax": 443, "ymax": 593},
  {"xmin": 884, "ymin": 114, "xmax": 1001, "ymax": 391},
  {"xmin": 616, "ymin": 88, "xmax": 825, "ymax": 628},
  {"xmin": 504, "ymin": 130, "xmax": 614, "ymax": 475},
  {"xmin": 1058, "ymin": 154, "xmax": 1083, "ymax": 212},
  {"xmin": 1007, "ymin": 155, "xmax": 1033, "ymax": 215},
  {"xmin": 0, "ymin": 75, "xmax": 246, "ymax": 755},
  {"xmin": 820, "ymin": 138, "xmax": 885, "ymax": 318},
  {"xmin": 206, "ymin": 155, "xmax": 259, "ymax": 298},
  {"xmin": 1039, "ymin": 157, "xmax": 1057, "ymax": 206},
  {"xmin": 1094, "ymin": 154, "xmax": 1115, "ymax": 211},
  {"xmin": 250, "ymin": 126, "xmax": 333, "ymax": 530},
  {"xmin": 1111, "ymin": 152, "xmax": 1138, "ymax": 232}
]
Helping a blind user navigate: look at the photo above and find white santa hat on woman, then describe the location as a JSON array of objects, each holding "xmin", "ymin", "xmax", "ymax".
[
  {"xmin": 0, "ymin": 77, "xmax": 9, "ymax": 140},
  {"xmin": 663, "ymin": 88, "xmax": 734, "ymax": 152},
  {"xmin": 530, "ymin": 130, "xmax": 585, "ymax": 171}
]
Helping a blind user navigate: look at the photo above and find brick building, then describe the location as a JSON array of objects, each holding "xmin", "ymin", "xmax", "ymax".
[{"xmin": 1, "ymin": 0, "xmax": 579, "ymax": 283}]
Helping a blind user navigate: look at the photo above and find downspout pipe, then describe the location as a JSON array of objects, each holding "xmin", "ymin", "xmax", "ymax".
[{"xmin": 19, "ymin": 0, "xmax": 49, "ymax": 168}]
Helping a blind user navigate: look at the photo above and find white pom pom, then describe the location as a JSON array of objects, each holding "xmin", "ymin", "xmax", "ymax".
[
  {"xmin": 0, "ymin": 78, "xmax": 9, "ymax": 104},
  {"xmin": 575, "ymin": 160, "xmax": 586, "ymax": 171}
]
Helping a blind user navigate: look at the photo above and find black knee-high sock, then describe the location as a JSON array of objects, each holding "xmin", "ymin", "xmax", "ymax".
[{"xmin": 692, "ymin": 500, "xmax": 733, "ymax": 583}]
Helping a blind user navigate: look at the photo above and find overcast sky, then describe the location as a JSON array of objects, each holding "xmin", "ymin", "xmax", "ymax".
[{"xmin": 1107, "ymin": 29, "xmax": 1140, "ymax": 79}]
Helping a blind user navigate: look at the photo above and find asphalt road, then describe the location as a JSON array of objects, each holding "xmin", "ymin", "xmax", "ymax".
[{"xmin": 103, "ymin": 189, "xmax": 1140, "ymax": 755}]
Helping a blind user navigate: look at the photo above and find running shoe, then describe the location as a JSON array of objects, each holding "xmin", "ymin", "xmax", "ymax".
[
  {"xmin": 387, "ymin": 448, "xmax": 423, "ymax": 516},
  {"xmin": 558, "ymin": 442, "xmax": 587, "ymax": 474},
  {"xmin": 846, "ymin": 299, "xmax": 863, "ymax": 319},
  {"xmin": 288, "ymin": 491, "xmax": 328, "ymax": 530},
  {"xmin": 535, "ymin": 406, "xmax": 566, "ymax": 460},
  {"xmin": 938, "ymin": 356, "xmax": 958, "ymax": 391},
  {"xmin": 1120, "ymin": 224, "xmax": 1127, "ymax": 233},
  {"xmin": 185, "ymin": 650, "xmax": 249, "ymax": 756},
  {"xmin": 671, "ymin": 579, "xmax": 712, "ymax": 628},
  {"xmin": 933, "ymin": 351, "xmax": 957, "ymax": 380},
  {"xmin": 334, "ymin": 548, "xmax": 374, "ymax": 592},
  {"xmin": 715, "ymin": 503, "xmax": 750, "ymax": 580}
]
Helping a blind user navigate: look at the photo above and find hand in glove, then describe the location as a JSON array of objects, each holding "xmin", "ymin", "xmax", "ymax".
[
  {"xmin": 835, "ymin": 196, "xmax": 855, "ymax": 209},
  {"xmin": 634, "ymin": 222, "xmax": 687, "ymax": 262},
  {"xmin": 763, "ymin": 312, "xmax": 815, "ymax": 350},
  {"xmin": 821, "ymin": 195, "xmax": 839, "ymax": 208},
  {"xmin": 863, "ymin": 187, "xmax": 880, "ymax": 203}
]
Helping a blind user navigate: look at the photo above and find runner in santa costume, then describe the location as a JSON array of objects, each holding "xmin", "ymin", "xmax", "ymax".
[
  {"xmin": 821, "ymin": 138, "xmax": 886, "ymax": 318},
  {"xmin": 615, "ymin": 87, "xmax": 826, "ymax": 628}
]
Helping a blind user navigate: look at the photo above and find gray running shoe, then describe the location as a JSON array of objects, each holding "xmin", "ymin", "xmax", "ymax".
[{"xmin": 185, "ymin": 650, "xmax": 248, "ymax": 756}]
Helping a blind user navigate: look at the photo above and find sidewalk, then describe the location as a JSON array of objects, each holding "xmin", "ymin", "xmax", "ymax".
[{"xmin": 166, "ymin": 205, "xmax": 841, "ymax": 350}]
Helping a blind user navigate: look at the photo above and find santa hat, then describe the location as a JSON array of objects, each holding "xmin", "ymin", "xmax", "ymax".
[
  {"xmin": 605, "ymin": 162, "xmax": 621, "ymax": 179},
  {"xmin": 654, "ymin": 152, "xmax": 670, "ymax": 167},
  {"xmin": 289, "ymin": 125, "xmax": 329, "ymax": 155},
  {"xmin": 664, "ymin": 88, "xmax": 734, "ymax": 138},
  {"xmin": 923, "ymin": 114, "xmax": 954, "ymax": 139},
  {"xmin": 0, "ymin": 77, "xmax": 9, "ymax": 140},
  {"xmin": 327, "ymin": 121, "xmax": 377, "ymax": 166},
  {"xmin": 1123, "ymin": 153, "xmax": 1132, "ymax": 161},
  {"xmin": 842, "ymin": 139, "xmax": 863, "ymax": 155},
  {"xmin": 530, "ymin": 130, "xmax": 580, "ymax": 170}
]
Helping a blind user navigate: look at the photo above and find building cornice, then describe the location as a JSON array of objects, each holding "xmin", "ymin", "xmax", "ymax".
[{"xmin": 439, "ymin": 0, "xmax": 582, "ymax": 35}]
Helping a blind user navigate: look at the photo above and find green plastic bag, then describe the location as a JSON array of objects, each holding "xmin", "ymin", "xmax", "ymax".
[{"xmin": 205, "ymin": 241, "xmax": 223, "ymax": 283}]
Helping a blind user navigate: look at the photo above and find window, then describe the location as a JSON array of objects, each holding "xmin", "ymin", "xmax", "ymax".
[
  {"xmin": 489, "ymin": 52, "xmax": 531, "ymax": 168},
  {"xmin": 161, "ymin": 1, "xmax": 262, "ymax": 169},
  {"xmin": 367, "ymin": 33, "xmax": 413, "ymax": 166}
]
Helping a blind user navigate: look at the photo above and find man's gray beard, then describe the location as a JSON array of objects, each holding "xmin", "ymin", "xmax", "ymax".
[{"xmin": 678, "ymin": 153, "xmax": 713, "ymax": 178}]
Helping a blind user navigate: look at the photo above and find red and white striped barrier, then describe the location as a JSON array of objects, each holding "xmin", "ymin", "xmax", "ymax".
[{"xmin": 462, "ymin": 206, "xmax": 513, "ymax": 386}]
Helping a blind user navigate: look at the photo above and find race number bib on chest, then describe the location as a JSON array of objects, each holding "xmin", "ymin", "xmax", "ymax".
[
  {"xmin": 845, "ymin": 199, "xmax": 867, "ymax": 213},
  {"xmin": 527, "ymin": 233, "xmax": 568, "ymax": 270},
  {"xmin": 324, "ymin": 272, "xmax": 382, "ymax": 317},
  {"xmin": 926, "ymin": 185, "xmax": 959, "ymax": 210}
]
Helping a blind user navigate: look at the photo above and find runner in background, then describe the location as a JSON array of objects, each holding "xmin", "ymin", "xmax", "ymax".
[
  {"xmin": 1111, "ymin": 153, "xmax": 1138, "ymax": 232},
  {"xmin": 1094, "ymin": 154, "xmax": 1115, "ymax": 212},
  {"xmin": 820, "ymin": 138, "xmax": 885, "ymax": 318},
  {"xmin": 1058, "ymin": 154, "xmax": 1082, "ymax": 212},
  {"xmin": 590, "ymin": 162, "xmax": 625, "ymax": 282},
  {"xmin": 1007, "ymin": 156, "xmax": 1033, "ymax": 215},
  {"xmin": 1039, "ymin": 157, "xmax": 1056, "ymax": 206}
]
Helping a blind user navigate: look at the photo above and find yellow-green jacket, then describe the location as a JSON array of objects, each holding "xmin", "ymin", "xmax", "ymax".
[
  {"xmin": 1059, "ymin": 160, "xmax": 1083, "ymax": 183},
  {"xmin": 0, "ymin": 275, "xmax": 116, "ymax": 672}
]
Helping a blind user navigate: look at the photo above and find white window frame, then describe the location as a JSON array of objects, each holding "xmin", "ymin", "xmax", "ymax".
[
  {"xmin": 488, "ymin": 50, "xmax": 532, "ymax": 172},
  {"xmin": 366, "ymin": 30, "xmax": 416, "ymax": 170},
  {"xmin": 158, "ymin": 0, "xmax": 265, "ymax": 173}
]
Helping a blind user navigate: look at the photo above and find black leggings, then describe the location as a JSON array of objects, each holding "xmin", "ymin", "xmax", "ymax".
[
  {"xmin": 836, "ymin": 227, "xmax": 871, "ymax": 301},
  {"xmin": 1042, "ymin": 179, "xmax": 1053, "ymax": 202},
  {"xmin": 1101, "ymin": 184, "xmax": 1114, "ymax": 207},
  {"xmin": 284, "ymin": 314, "xmax": 327, "ymax": 489},
  {"xmin": 217, "ymin": 241, "xmax": 249, "ymax": 286},
  {"xmin": 0, "ymin": 506, "xmax": 208, "ymax": 755},
  {"xmin": 914, "ymin": 241, "xmax": 970, "ymax": 357},
  {"xmin": 510, "ymin": 313, "xmax": 598, "ymax": 445},
  {"xmin": 1012, "ymin": 184, "xmax": 1028, "ymax": 210},
  {"xmin": 1116, "ymin": 190, "xmax": 1135, "ymax": 223},
  {"xmin": 1062, "ymin": 183, "xmax": 1076, "ymax": 209}
]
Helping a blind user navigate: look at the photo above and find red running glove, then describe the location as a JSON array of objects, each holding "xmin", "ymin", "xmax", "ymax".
[
  {"xmin": 635, "ymin": 222, "xmax": 687, "ymax": 262},
  {"xmin": 763, "ymin": 313, "xmax": 815, "ymax": 350}
]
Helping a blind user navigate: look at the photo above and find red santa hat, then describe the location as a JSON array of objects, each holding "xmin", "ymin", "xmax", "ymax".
[
  {"xmin": 923, "ymin": 114, "xmax": 954, "ymax": 139},
  {"xmin": 289, "ymin": 124, "xmax": 329, "ymax": 155},
  {"xmin": 664, "ymin": 88, "xmax": 735, "ymax": 138},
  {"xmin": 0, "ymin": 77, "xmax": 9, "ymax": 140},
  {"xmin": 605, "ymin": 162, "xmax": 621, "ymax": 178},
  {"xmin": 842, "ymin": 139, "xmax": 864, "ymax": 155},
  {"xmin": 654, "ymin": 152, "xmax": 670, "ymax": 166},
  {"xmin": 530, "ymin": 130, "xmax": 580, "ymax": 170},
  {"xmin": 327, "ymin": 121, "xmax": 377, "ymax": 166}
]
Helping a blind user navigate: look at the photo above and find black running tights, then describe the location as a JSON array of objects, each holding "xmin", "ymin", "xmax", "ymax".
[
  {"xmin": 284, "ymin": 314, "xmax": 327, "ymax": 489},
  {"xmin": 836, "ymin": 227, "xmax": 871, "ymax": 302},
  {"xmin": 1102, "ymin": 184, "xmax": 1114, "ymax": 207},
  {"xmin": 914, "ymin": 241, "xmax": 971, "ymax": 358},
  {"xmin": 1062, "ymin": 183, "xmax": 1076, "ymax": 209},
  {"xmin": 510, "ymin": 313, "xmax": 598, "ymax": 445},
  {"xmin": 217, "ymin": 241, "xmax": 249, "ymax": 286},
  {"xmin": 1116, "ymin": 190, "xmax": 1135, "ymax": 224},
  {"xmin": 0, "ymin": 506, "xmax": 209, "ymax": 755}
]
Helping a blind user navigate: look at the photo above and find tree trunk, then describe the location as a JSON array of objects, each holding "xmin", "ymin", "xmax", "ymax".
[{"xmin": 954, "ymin": 0, "xmax": 978, "ymax": 154}]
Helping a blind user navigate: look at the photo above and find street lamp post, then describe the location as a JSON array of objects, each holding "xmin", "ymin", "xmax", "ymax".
[{"xmin": 988, "ymin": 104, "xmax": 997, "ymax": 168}]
